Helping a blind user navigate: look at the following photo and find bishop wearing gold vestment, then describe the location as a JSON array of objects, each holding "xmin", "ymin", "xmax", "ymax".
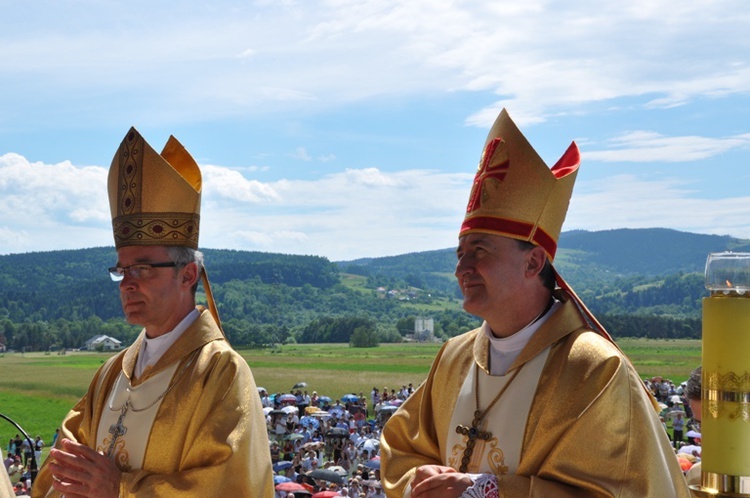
[
  {"xmin": 33, "ymin": 128, "xmax": 274, "ymax": 497},
  {"xmin": 379, "ymin": 109, "xmax": 690, "ymax": 498}
]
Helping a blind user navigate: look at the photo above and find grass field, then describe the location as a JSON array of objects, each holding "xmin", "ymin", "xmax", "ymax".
[{"xmin": 0, "ymin": 338, "xmax": 701, "ymax": 463}]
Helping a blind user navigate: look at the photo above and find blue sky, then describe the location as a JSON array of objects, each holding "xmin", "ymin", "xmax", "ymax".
[{"xmin": 1, "ymin": 0, "xmax": 749, "ymax": 261}]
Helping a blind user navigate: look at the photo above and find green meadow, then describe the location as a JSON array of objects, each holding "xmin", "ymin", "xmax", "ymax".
[{"xmin": 0, "ymin": 339, "xmax": 701, "ymax": 462}]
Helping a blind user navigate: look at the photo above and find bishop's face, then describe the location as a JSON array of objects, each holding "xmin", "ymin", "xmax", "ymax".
[
  {"xmin": 115, "ymin": 245, "xmax": 188, "ymax": 338},
  {"xmin": 455, "ymin": 233, "xmax": 534, "ymax": 332}
]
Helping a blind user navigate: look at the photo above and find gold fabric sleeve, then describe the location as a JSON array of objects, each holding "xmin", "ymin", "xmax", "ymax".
[{"xmin": 33, "ymin": 309, "xmax": 274, "ymax": 497}]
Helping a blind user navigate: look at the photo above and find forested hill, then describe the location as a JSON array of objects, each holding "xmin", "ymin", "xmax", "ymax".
[
  {"xmin": 557, "ymin": 228, "xmax": 750, "ymax": 275},
  {"xmin": 1, "ymin": 228, "xmax": 747, "ymax": 350},
  {"xmin": 341, "ymin": 228, "xmax": 748, "ymax": 278}
]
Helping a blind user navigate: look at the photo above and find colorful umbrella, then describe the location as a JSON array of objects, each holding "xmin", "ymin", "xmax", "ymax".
[
  {"xmin": 279, "ymin": 394, "xmax": 298, "ymax": 404},
  {"xmin": 299, "ymin": 416, "xmax": 320, "ymax": 429},
  {"xmin": 341, "ymin": 394, "xmax": 359, "ymax": 403},
  {"xmin": 276, "ymin": 482, "xmax": 307, "ymax": 492},
  {"xmin": 274, "ymin": 460, "xmax": 294, "ymax": 472}
]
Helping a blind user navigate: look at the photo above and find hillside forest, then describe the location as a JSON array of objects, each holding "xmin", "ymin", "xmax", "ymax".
[{"xmin": 2, "ymin": 228, "xmax": 746, "ymax": 351}]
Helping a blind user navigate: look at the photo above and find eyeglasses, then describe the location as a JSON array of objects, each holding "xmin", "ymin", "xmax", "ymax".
[{"xmin": 108, "ymin": 262, "xmax": 177, "ymax": 281}]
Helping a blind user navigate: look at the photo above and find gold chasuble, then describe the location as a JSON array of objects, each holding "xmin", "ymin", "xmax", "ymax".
[
  {"xmin": 33, "ymin": 309, "xmax": 274, "ymax": 497},
  {"xmin": 380, "ymin": 291, "xmax": 690, "ymax": 498}
]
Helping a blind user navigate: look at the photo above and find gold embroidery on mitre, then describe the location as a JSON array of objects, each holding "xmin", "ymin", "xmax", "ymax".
[
  {"xmin": 108, "ymin": 127, "xmax": 202, "ymax": 249},
  {"xmin": 466, "ymin": 138, "xmax": 510, "ymax": 214},
  {"xmin": 113, "ymin": 213, "xmax": 200, "ymax": 247},
  {"xmin": 118, "ymin": 129, "xmax": 143, "ymax": 216}
]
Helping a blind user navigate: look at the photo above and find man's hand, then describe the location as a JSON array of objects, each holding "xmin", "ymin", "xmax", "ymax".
[
  {"xmin": 48, "ymin": 438, "xmax": 121, "ymax": 498},
  {"xmin": 411, "ymin": 465, "xmax": 473, "ymax": 498}
]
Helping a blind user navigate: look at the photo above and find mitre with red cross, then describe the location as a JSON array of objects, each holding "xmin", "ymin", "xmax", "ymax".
[
  {"xmin": 459, "ymin": 108, "xmax": 579, "ymax": 262},
  {"xmin": 108, "ymin": 127, "xmax": 202, "ymax": 249}
]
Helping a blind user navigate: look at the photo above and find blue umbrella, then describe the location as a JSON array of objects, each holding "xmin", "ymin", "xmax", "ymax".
[
  {"xmin": 274, "ymin": 475, "xmax": 292, "ymax": 484},
  {"xmin": 318, "ymin": 396, "xmax": 332, "ymax": 404},
  {"xmin": 273, "ymin": 460, "xmax": 294, "ymax": 472},
  {"xmin": 364, "ymin": 456, "xmax": 381, "ymax": 470},
  {"xmin": 299, "ymin": 416, "xmax": 320, "ymax": 429},
  {"xmin": 341, "ymin": 394, "xmax": 359, "ymax": 403}
]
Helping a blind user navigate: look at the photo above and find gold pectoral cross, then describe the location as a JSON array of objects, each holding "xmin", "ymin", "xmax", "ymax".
[
  {"xmin": 106, "ymin": 401, "xmax": 129, "ymax": 458},
  {"xmin": 455, "ymin": 410, "xmax": 492, "ymax": 473}
]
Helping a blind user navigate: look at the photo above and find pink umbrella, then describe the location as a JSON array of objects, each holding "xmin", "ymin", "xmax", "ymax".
[{"xmin": 276, "ymin": 482, "xmax": 307, "ymax": 492}]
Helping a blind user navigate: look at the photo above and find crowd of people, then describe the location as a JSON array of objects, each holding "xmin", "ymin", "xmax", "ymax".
[
  {"xmin": 263, "ymin": 385, "xmax": 413, "ymax": 497},
  {"xmin": 3, "ymin": 432, "xmax": 51, "ymax": 497},
  {"xmin": 644, "ymin": 373, "xmax": 703, "ymax": 480},
  {"xmin": 4, "ymin": 373, "xmax": 703, "ymax": 497}
]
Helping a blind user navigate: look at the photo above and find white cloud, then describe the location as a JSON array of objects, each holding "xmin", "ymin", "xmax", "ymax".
[
  {"xmin": 568, "ymin": 174, "xmax": 750, "ymax": 239},
  {"xmin": 585, "ymin": 132, "xmax": 750, "ymax": 162},
  {"xmin": 3, "ymin": 1, "xmax": 747, "ymax": 126},
  {"xmin": 3, "ymin": 151, "xmax": 750, "ymax": 260},
  {"xmin": 202, "ymin": 164, "xmax": 280, "ymax": 203},
  {"xmin": 289, "ymin": 147, "xmax": 312, "ymax": 161}
]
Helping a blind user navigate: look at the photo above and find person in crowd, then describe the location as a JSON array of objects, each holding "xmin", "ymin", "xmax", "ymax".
[
  {"xmin": 379, "ymin": 109, "xmax": 690, "ymax": 497},
  {"xmin": 7, "ymin": 456, "xmax": 24, "ymax": 485},
  {"xmin": 33, "ymin": 436, "xmax": 43, "ymax": 465},
  {"xmin": 673, "ymin": 412, "xmax": 686, "ymax": 448},
  {"xmin": 13, "ymin": 435, "xmax": 22, "ymax": 458},
  {"xmin": 685, "ymin": 366, "xmax": 702, "ymax": 489},
  {"xmin": 20, "ymin": 438, "xmax": 31, "ymax": 467},
  {"xmin": 32, "ymin": 127, "xmax": 273, "ymax": 497},
  {"xmin": 50, "ymin": 429, "xmax": 58, "ymax": 449}
]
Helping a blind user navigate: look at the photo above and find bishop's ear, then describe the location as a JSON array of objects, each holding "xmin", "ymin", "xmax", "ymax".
[
  {"xmin": 525, "ymin": 245, "xmax": 547, "ymax": 277},
  {"xmin": 181, "ymin": 261, "xmax": 200, "ymax": 288}
]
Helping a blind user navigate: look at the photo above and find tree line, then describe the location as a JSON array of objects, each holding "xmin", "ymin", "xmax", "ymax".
[{"xmin": 0, "ymin": 245, "xmax": 712, "ymax": 352}]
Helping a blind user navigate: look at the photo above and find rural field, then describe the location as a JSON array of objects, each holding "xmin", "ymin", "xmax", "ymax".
[{"xmin": 0, "ymin": 338, "xmax": 701, "ymax": 463}]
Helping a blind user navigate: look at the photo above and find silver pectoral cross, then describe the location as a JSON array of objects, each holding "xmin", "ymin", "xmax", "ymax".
[{"xmin": 106, "ymin": 400, "xmax": 129, "ymax": 458}]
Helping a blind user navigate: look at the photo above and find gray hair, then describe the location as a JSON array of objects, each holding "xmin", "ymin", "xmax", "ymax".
[{"xmin": 166, "ymin": 246, "xmax": 204, "ymax": 293}]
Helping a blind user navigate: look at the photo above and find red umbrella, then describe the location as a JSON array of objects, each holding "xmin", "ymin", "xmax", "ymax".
[
  {"xmin": 312, "ymin": 492, "xmax": 341, "ymax": 498},
  {"xmin": 276, "ymin": 482, "xmax": 307, "ymax": 492}
]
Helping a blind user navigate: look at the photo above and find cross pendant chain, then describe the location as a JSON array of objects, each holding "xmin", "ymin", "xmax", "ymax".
[
  {"xmin": 106, "ymin": 400, "xmax": 130, "ymax": 458},
  {"xmin": 455, "ymin": 409, "xmax": 492, "ymax": 473},
  {"xmin": 454, "ymin": 364, "xmax": 524, "ymax": 473}
]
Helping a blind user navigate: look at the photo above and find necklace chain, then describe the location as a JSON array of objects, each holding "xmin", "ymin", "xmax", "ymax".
[
  {"xmin": 104, "ymin": 350, "xmax": 199, "ymax": 459},
  {"xmin": 109, "ymin": 350, "xmax": 199, "ymax": 413},
  {"xmin": 455, "ymin": 363, "xmax": 524, "ymax": 473},
  {"xmin": 473, "ymin": 363, "xmax": 523, "ymax": 422}
]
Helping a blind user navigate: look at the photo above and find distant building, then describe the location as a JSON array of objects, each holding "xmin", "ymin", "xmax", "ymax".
[
  {"xmin": 84, "ymin": 335, "xmax": 122, "ymax": 351},
  {"xmin": 414, "ymin": 317, "xmax": 434, "ymax": 342}
]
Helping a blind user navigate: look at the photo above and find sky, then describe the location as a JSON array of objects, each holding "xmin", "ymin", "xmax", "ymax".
[{"xmin": 1, "ymin": 0, "xmax": 749, "ymax": 262}]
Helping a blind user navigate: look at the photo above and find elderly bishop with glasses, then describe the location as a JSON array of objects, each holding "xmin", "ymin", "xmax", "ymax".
[{"xmin": 33, "ymin": 129, "xmax": 274, "ymax": 497}]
